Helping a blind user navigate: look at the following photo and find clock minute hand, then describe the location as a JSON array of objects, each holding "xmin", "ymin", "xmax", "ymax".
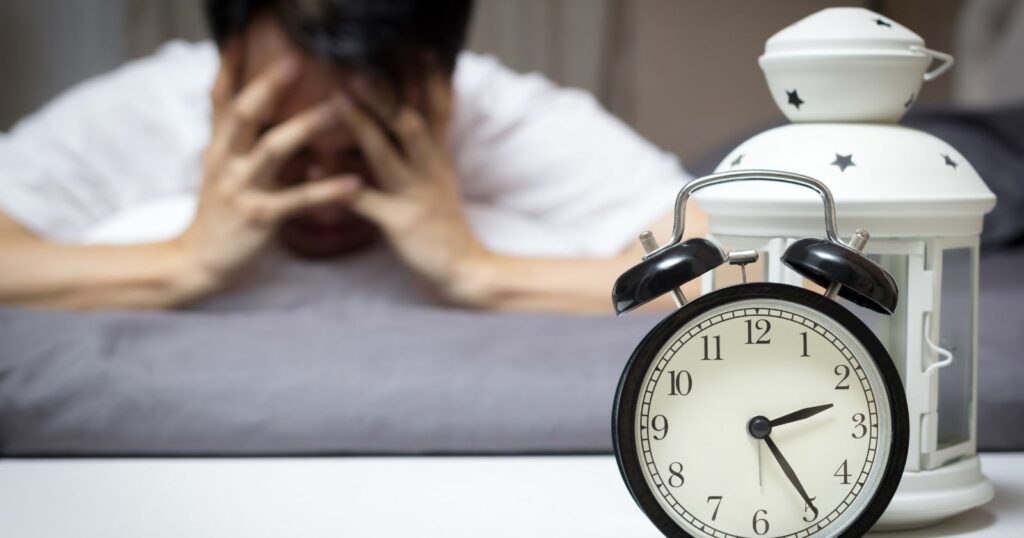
[
  {"xmin": 763, "ymin": 435, "xmax": 817, "ymax": 514},
  {"xmin": 769, "ymin": 403, "xmax": 834, "ymax": 428}
]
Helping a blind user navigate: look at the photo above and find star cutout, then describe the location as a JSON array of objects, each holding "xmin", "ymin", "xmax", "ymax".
[
  {"xmin": 730, "ymin": 154, "xmax": 744, "ymax": 168},
  {"xmin": 942, "ymin": 154, "xmax": 959, "ymax": 169},
  {"xmin": 904, "ymin": 93, "xmax": 915, "ymax": 109},
  {"xmin": 875, "ymin": 18, "xmax": 892, "ymax": 28},
  {"xmin": 831, "ymin": 154, "xmax": 855, "ymax": 172},
  {"xmin": 786, "ymin": 89, "xmax": 804, "ymax": 110}
]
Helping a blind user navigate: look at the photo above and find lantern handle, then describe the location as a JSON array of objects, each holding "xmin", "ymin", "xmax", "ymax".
[
  {"xmin": 923, "ymin": 311, "xmax": 954, "ymax": 374},
  {"xmin": 648, "ymin": 169, "xmax": 842, "ymax": 260}
]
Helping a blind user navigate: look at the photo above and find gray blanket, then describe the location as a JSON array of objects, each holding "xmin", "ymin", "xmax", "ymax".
[{"xmin": 1, "ymin": 245, "xmax": 1022, "ymax": 455}]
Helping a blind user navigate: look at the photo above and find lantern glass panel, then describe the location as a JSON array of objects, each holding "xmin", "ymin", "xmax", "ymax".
[{"xmin": 937, "ymin": 247, "xmax": 974, "ymax": 449}]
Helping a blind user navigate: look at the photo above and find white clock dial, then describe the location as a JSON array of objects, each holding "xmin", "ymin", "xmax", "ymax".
[{"xmin": 633, "ymin": 298, "xmax": 892, "ymax": 538}]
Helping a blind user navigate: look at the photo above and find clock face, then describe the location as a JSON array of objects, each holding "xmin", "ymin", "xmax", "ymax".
[{"xmin": 614, "ymin": 284, "xmax": 907, "ymax": 538}]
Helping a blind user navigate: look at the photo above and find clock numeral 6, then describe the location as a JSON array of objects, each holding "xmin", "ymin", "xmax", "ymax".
[
  {"xmin": 706, "ymin": 496, "xmax": 722, "ymax": 521},
  {"xmin": 752, "ymin": 509, "xmax": 770, "ymax": 535},
  {"xmin": 651, "ymin": 415, "xmax": 669, "ymax": 440},
  {"xmin": 667, "ymin": 370, "xmax": 692, "ymax": 396},
  {"xmin": 745, "ymin": 319, "xmax": 772, "ymax": 345},
  {"xmin": 667, "ymin": 462, "xmax": 685, "ymax": 488},
  {"xmin": 701, "ymin": 335, "xmax": 723, "ymax": 361},
  {"xmin": 834, "ymin": 364, "xmax": 852, "ymax": 390},
  {"xmin": 852, "ymin": 412, "xmax": 868, "ymax": 439}
]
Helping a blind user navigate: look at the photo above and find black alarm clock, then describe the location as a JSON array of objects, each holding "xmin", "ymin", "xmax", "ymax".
[{"xmin": 611, "ymin": 170, "xmax": 909, "ymax": 538}]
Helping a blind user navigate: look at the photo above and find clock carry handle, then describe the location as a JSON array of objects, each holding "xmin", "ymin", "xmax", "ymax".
[{"xmin": 611, "ymin": 169, "xmax": 898, "ymax": 315}]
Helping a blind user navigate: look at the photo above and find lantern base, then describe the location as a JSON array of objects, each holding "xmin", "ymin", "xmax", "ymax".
[{"xmin": 875, "ymin": 455, "xmax": 994, "ymax": 530}]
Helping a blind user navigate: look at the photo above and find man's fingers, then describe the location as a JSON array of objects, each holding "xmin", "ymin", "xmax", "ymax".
[
  {"xmin": 424, "ymin": 69, "xmax": 454, "ymax": 144},
  {"xmin": 391, "ymin": 106, "xmax": 439, "ymax": 170},
  {"xmin": 349, "ymin": 76, "xmax": 447, "ymax": 171},
  {"xmin": 219, "ymin": 56, "xmax": 301, "ymax": 155},
  {"xmin": 335, "ymin": 91, "xmax": 410, "ymax": 190},
  {"xmin": 347, "ymin": 187, "xmax": 404, "ymax": 224},
  {"xmin": 207, "ymin": 38, "xmax": 244, "ymax": 167},
  {"xmin": 246, "ymin": 97, "xmax": 345, "ymax": 186},
  {"xmin": 211, "ymin": 38, "xmax": 242, "ymax": 118},
  {"xmin": 251, "ymin": 175, "xmax": 361, "ymax": 220}
]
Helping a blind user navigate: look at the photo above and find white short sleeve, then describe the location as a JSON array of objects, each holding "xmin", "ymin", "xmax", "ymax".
[
  {"xmin": 450, "ymin": 53, "xmax": 689, "ymax": 258},
  {"xmin": 0, "ymin": 41, "xmax": 215, "ymax": 243}
]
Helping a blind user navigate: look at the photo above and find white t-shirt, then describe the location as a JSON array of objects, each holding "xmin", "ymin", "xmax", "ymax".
[{"xmin": 0, "ymin": 41, "xmax": 688, "ymax": 258}]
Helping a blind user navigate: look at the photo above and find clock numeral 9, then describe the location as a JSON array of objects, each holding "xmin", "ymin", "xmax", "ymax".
[
  {"xmin": 852, "ymin": 413, "xmax": 868, "ymax": 439},
  {"xmin": 667, "ymin": 462, "xmax": 685, "ymax": 488},
  {"xmin": 745, "ymin": 319, "xmax": 771, "ymax": 344},
  {"xmin": 706, "ymin": 496, "xmax": 722, "ymax": 521},
  {"xmin": 667, "ymin": 370, "xmax": 692, "ymax": 396},
  {"xmin": 701, "ymin": 335, "xmax": 723, "ymax": 361},
  {"xmin": 651, "ymin": 415, "xmax": 669, "ymax": 440},
  {"xmin": 834, "ymin": 459, "xmax": 852, "ymax": 485},
  {"xmin": 752, "ymin": 509, "xmax": 770, "ymax": 536},
  {"xmin": 834, "ymin": 364, "xmax": 852, "ymax": 390}
]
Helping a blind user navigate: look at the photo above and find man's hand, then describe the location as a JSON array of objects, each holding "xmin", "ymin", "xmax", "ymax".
[
  {"xmin": 336, "ymin": 75, "xmax": 489, "ymax": 303},
  {"xmin": 175, "ymin": 42, "xmax": 360, "ymax": 291}
]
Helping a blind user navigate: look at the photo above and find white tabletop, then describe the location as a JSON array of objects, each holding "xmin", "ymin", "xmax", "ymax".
[{"xmin": 0, "ymin": 453, "xmax": 1021, "ymax": 537}]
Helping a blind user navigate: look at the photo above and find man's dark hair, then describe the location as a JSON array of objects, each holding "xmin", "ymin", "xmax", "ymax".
[{"xmin": 204, "ymin": 0, "xmax": 474, "ymax": 89}]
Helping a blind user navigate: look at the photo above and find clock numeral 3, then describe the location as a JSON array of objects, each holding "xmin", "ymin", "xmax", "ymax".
[
  {"xmin": 752, "ymin": 509, "xmax": 770, "ymax": 535},
  {"xmin": 834, "ymin": 364, "xmax": 852, "ymax": 390},
  {"xmin": 834, "ymin": 459, "xmax": 852, "ymax": 485},
  {"xmin": 667, "ymin": 370, "xmax": 692, "ymax": 396},
  {"xmin": 745, "ymin": 319, "xmax": 772, "ymax": 344},
  {"xmin": 667, "ymin": 462, "xmax": 685, "ymax": 487},
  {"xmin": 852, "ymin": 412, "xmax": 867, "ymax": 439},
  {"xmin": 651, "ymin": 415, "xmax": 669, "ymax": 440},
  {"xmin": 701, "ymin": 335, "xmax": 723, "ymax": 361},
  {"xmin": 706, "ymin": 496, "xmax": 722, "ymax": 521}
]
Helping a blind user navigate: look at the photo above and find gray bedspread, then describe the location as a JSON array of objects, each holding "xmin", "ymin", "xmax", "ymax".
[{"xmin": 1, "ymin": 245, "xmax": 1022, "ymax": 456}]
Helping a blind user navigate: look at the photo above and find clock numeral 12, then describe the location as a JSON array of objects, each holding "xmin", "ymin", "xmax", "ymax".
[
  {"xmin": 752, "ymin": 509, "xmax": 770, "ymax": 536},
  {"xmin": 745, "ymin": 319, "xmax": 771, "ymax": 344},
  {"xmin": 701, "ymin": 335, "xmax": 723, "ymax": 361},
  {"xmin": 667, "ymin": 370, "xmax": 692, "ymax": 396}
]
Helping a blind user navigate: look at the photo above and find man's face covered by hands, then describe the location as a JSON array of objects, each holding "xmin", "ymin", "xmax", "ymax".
[{"xmin": 237, "ymin": 12, "xmax": 442, "ymax": 258}]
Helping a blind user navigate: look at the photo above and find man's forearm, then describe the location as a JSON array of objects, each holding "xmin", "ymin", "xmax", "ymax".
[
  {"xmin": 0, "ymin": 234, "xmax": 216, "ymax": 310},
  {"xmin": 448, "ymin": 252, "xmax": 699, "ymax": 314}
]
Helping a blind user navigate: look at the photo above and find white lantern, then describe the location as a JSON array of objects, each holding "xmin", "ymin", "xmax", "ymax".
[{"xmin": 694, "ymin": 8, "xmax": 996, "ymax": 530}]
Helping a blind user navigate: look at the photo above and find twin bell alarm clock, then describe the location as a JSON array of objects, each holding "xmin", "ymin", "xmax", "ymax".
[{"xmin": 609, "ymin": 170, "xmax": 908, "ymax": 538}]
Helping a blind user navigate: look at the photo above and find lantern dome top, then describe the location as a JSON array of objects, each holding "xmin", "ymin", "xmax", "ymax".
[
  {"xmin": 697, "ymin": 123, "xmax": 996, "ymax": 239},
  {"xmin": 764, "ymin": 7, "xmax": 924, "ymax": 56},
  {"xmin": 757, "ymin": 7, "xmax": 953, "ymax": 123}
]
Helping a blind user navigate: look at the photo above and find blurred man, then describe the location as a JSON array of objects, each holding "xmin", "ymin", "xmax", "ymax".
[{"xmin": 0, "ymin": 0, "xmax": 703, "ymax": 312}]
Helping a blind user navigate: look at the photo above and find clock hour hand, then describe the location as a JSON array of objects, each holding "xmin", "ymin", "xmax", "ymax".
[
  {"xmin": 769, "ymin": 403, "xmax": 834, "ymax": 428},
  {"xmin": 763, "ymin": 435, "xmax": 817, "ymax": 514}
]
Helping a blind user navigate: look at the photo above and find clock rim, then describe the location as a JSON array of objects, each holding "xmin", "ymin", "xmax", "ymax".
[{"xmin": 612, "ymin": 282, "xmax": 909, "ymax": 538}]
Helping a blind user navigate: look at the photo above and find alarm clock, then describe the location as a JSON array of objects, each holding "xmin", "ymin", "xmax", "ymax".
[{"xmin": 611, "ymin": 170, "xmax": 909, "ymax": 538}]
